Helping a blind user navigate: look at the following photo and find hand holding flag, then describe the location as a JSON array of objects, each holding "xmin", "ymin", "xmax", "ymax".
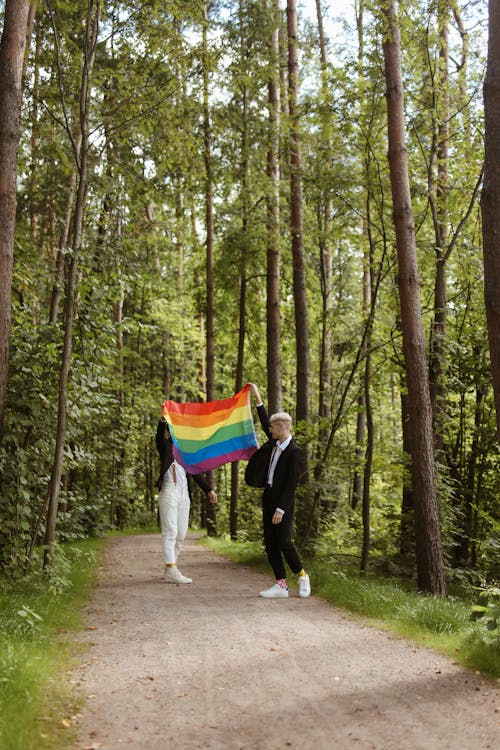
[{"xmin": 161, "ymin": 384, "xmax": 259, "ymax": 474}]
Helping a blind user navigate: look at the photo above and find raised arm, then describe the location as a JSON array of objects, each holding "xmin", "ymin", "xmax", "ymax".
[
  {"xmin": 249, "ymin": 383, "xmax": 271, "ymax": 440},
  {"xmin": 156, "ymin": 418, "xmax": 169, "ymax": 454}
]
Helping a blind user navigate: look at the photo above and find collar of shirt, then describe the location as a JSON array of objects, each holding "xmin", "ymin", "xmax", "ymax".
[{"xmin": 276, "ymin": 435, "xmax": 292, "ymax": 451}]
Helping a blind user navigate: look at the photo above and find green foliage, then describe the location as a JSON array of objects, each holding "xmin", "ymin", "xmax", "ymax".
[
  {"xmin": 470, "ymin": 586, "xmax": 500, "ymax": 637},
  {"xmin": 0, "ymin": 539, "xmax": 102, "ymax": 750}
]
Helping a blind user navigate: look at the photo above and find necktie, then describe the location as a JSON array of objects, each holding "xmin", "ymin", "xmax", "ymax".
[{"xmin": 267, "ymin": 444, "xmax": 280, "ymax": 486}]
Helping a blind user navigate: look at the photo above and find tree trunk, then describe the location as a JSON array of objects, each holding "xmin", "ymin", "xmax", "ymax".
[
  {"xmin": 352, "ymin": 0, "xmax": 368, "ymax": 511},
  {"xmin": 0, "ymin": 0, "xmax": 31, "ymax": 434},
  {"xmin": 360, "ymin": 344, "xmax": 373, "ymax": 573},
  {"xmin": 315, "ymin": 0, "xmax": 333, "ymax": 430},
  {"xmin": 44, "ymin": 2, "xmax": 99, "ymax": 569},
  {"xmin": 382, "ymin": 0, "xmax": 446, "ymax": 595},
  {"xmin": 202, "ymin": 2, "xmax": 216, "ymax": 536},
  {"xmin": 49, "ymin": 164, "xmax": 78, "ymax": 323},
  {"xmin": 27, "ymin": 10, "xmax": 39, "ymax": 244},
  {"xmin": 266, "ymin": 0, "xmax": 282, "ymax": 415},
  {"xmin": 481, "ymin": 0, "xmax": 500, "ymax": 441},
  {"xmin": 399, "ymin": 386, "xmax": 415, "ymax": 555},
  {"xmin": 230, "ymin": 0, "xmax": 250, "ymax": 541},
  {"xmin": 428, "ymin": 0, "xmax": 450, "ymax": 453},
  {"xmin": 454, "ymin": 367, "xmax": 485, "ymax": 565},
  {"xmin": 286, "ymin": 0, "xmax": 309, "ymax": 426}
]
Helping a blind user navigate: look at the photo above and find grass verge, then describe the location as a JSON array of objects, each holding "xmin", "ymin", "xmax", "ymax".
[
  {"xmin": 0, "ymin": 538, "xmax": 103, "ymax": 750},
  {"xmin": 202, "ymin": 536, "xmax": 500, "ymax": 680}
]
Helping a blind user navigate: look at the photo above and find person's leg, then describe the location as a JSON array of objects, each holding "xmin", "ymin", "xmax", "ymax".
[
  {"xmin": 276, "ymin": 514, "xmax": 311, "ymax": 597},
  {"xmin": 158, "ymin": 482, "xmax": 178, "ymax": 566},
  {"xmin": 159, "ymin": 480, "xmax": 192, "ymax": 583},
  {"xmin": 276, "ymin": 514, "xmax": 303, "ymax": 574},
  {"xmin": 260, "ymin": 509, "xmax": 288, "ymax": 597},
  {"xmin": 263, "ymin": 503, "xmax": 287, "ymax": 580},
  {"xmin": 174, "ymin": 480, "xmax": 190, "ymax": 563}
]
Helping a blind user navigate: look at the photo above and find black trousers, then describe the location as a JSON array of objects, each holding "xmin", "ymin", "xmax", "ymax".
[{"xmin": 262, "ymin": 487, "xmax": 302, "ymax": 580}]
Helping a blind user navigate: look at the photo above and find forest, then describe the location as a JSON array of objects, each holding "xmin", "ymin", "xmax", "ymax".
[{"xmin": 0, "ymin": 0, "xmax": 498, "ymax": 598}]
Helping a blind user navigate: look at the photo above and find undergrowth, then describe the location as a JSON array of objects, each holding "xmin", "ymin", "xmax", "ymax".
[{"xmin": 0, "ymin": 539, "xmax": 103, "ymax": 750}]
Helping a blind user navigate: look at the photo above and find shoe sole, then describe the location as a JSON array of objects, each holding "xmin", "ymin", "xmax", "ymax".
[{"xmin": 259, "ymin": 593, "xmax": 289, "ymax": 598}]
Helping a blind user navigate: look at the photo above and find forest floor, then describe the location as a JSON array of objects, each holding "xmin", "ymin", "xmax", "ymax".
[{"xmin": 73, "ymin": 534, "xmax": 499, "ymax": 750}]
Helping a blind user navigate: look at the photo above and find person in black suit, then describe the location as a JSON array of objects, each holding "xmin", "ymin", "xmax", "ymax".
[{"xmin": 247, "ymin": 383, "xmax": 311, "ymax": 598}]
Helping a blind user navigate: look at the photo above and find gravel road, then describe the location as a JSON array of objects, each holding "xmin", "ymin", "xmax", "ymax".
[{"xmin": 74, "ymin": 533, "xmax": 499, "ymax": 750}]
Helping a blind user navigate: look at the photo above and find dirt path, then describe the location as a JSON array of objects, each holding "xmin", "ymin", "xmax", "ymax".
[{"xmin": 74, "ymin": 534, "xmax": 498, "ymax": 750}]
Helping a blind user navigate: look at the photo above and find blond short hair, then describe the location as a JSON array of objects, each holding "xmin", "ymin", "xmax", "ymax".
[{"xmin": 269, "ymin": 411, "xmax": 292, "ymax": 426}]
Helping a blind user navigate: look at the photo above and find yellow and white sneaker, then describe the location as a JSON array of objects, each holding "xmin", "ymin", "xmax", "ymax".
[
  {"xmin": 298, "ymin": 574, "xmax": 311, "ymax": 598},
  {"xmin": 164, "ymin": 566, "xmax": 192, "ymax": 584}
]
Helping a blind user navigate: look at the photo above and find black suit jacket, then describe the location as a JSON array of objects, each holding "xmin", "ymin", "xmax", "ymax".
[{"xmin": 244, "ymin": 405, "xmax": 302, "ymax": 514}]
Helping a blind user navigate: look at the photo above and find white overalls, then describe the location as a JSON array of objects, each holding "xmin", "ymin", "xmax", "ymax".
[{"xmin": 158, "ymin": 460, "xmax": 190, "ymax": 565}]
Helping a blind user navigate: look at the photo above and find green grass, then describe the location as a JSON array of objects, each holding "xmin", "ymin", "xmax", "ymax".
[
  {"xmin": 0, "ymin": 538, "xmax": 103, "ymax": 750},
  {"xmin": 202, "ymin": 536, "xmax": 500, "ymax": 679}
]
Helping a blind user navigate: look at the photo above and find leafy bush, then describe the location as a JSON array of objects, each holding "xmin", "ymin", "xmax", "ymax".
[{"xmin": 470, "ymin": 585, "xmax": 500, "ymax": 638}]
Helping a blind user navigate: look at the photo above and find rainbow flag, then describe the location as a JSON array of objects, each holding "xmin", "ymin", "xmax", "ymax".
[{"xmin": 161, "ymin": 384, "xmax": 258, "ymax": 474}]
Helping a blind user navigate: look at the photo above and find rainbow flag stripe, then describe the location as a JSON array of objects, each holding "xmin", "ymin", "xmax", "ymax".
[{"xmin": 161, "ymin": 384, "xmax": 258, "ymax": 474}]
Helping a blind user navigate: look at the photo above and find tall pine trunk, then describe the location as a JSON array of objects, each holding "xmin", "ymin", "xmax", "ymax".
[
  {"xmin": 315, "ymin": 0, "xmax": 333, "ymax": 430},
  {"xmin": 230, "ymin": 0, "xmax": 250, "ymax": 541},
  {"xmin": 202, "ymin": 3, "xmax": 217, "ymax": 535},
  {"xmin": 352, "ymin": 0, "xmax": 368, "ymax": 511},
  {"xmin": 0, "ymin": 0, "xmax": 31, "ymax": 434},
  {"xmin": 286, "ymin": 0, "xmax": 309, "ymax": 427},
  {"xmin": 482, "ymin": 0, "xmax": 500, "ymax": 441},
  {"xmin": 266, "ymin": 0, "xmax": 282, "ymax": 414},
  {"xmin": 382, "ymin": 0, "xmax": 446, "ymax": 595}
]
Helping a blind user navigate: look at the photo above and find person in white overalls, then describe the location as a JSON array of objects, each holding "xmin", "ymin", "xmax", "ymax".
[{"xmin": 156, "ymin": 419, "xmax": 217, "ymax": 583}]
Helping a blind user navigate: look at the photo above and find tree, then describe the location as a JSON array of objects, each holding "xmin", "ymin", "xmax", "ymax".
[
  {"xmin": 202, "ymin": 1, "xmax": 217, "ymax": 535},
  {"xmin": 0, "ymin": 0, "xmax": 32, "ymax": 434},
  {"xmin": 382, "ymin": 0, "xmax": 446, "ymax": 595},
  {"xmin": 229, "ymin": 0, "xmax": 251, "ymax": 540},
  {"xmin": 482, "ymin": 0, "xmax": 500, "ymax": 441},
  {"xmin": 44, "ymin": 1, "xmax": 99, "ymax": 569},
  {"xmin": 314, "ymin": 0, "xmax": 333, "ymax": 431},
  {"xmin": 266, "ymin": 0, "xmax": 282, "ymax": 414},
  {"xmin": 428, "ymin": 0, "xmax": 450, "ymax": 449},
  {"xmin": 286, "ymin": 0, "xmax": 309, "ymax": 426}
]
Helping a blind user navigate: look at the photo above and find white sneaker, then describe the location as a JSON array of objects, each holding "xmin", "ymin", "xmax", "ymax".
[
  {"xmin": 298, "ymin": 573, "xmax": 311, "ymax": 598},
  {"xmin": 164, "ymin": 566, "xmax": 192, "ymax": 584},
  {"xmin": 259, "ymin": 583, "xmax": 288, "ymax": 598}
]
